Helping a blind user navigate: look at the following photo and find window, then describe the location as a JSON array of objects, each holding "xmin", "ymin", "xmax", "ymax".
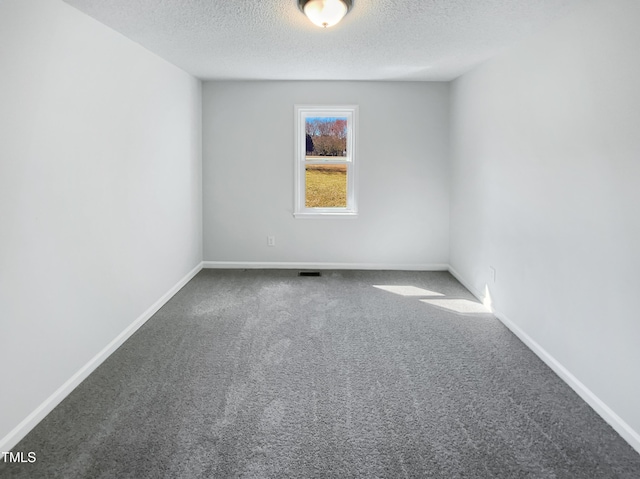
[{"xmin": 294, "ymin": 105, "xmax": 358, "ymax": 218}]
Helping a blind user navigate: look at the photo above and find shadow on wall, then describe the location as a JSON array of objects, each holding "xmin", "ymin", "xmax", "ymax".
[{"xmin": 373, "ymin": 284, "xmax": 493, "ymax": 315}]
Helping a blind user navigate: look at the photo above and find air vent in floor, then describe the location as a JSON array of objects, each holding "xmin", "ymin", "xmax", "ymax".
[{"xmin": 298, "ymin": 271, "xmax": 321, "ymax": 277}]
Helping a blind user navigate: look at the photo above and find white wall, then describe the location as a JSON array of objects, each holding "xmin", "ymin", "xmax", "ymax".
[
  {"xmin": 450, "ymin": 0, "xmax": 640, "ymax": 450},
  {"xmin": 203, "ymin": 81, "xmax": 449, "ymax": 268},
  {"xmin": 0, "ymin": 0, "xmax": 202, "ymax": 447}
]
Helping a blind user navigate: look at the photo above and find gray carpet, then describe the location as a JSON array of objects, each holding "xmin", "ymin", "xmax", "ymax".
[{"xmin": 2, "ymin": 269, "xmax": 640, "ymax": 478}]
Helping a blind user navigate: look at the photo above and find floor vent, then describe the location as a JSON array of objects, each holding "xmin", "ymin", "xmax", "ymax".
[{"xmin": 298, "ymin": 271, "xmax": 321, "ymax": 277}]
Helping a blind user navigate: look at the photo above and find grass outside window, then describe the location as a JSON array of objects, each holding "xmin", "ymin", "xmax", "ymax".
[{"xmin": 305, "ymin": 164, "xmax": 347, "ymax": 208}]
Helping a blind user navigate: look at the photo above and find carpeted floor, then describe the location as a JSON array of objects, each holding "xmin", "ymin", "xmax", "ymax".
[{"xmin": 2, "ymin": 269, "xmax": 640, "ymax": 478}]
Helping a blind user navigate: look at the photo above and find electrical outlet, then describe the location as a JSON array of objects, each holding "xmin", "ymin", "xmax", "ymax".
[
  {"xmin": 267, "ymin": 236, "xmax": 276, "ymax": 247},
  {"xmin": 489, "ymin": 266, "xmax": 496, "ymax": 283}
]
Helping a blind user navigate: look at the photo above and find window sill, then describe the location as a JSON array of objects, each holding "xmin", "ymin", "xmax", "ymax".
[{"xmin": 293, "ymin": 211, "xmax": 358, "ymax": 219}]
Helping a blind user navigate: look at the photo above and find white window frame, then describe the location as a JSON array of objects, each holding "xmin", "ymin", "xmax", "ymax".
[{"xmin": 294, "ymin": 104, "xmax": 358, "ymax": 219}]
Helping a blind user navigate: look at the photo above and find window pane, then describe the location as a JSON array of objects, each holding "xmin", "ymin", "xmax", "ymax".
[
  {"xmin": 305, "ymin": 164, "xmax": 347, "ymax": 208},
  {"xmin": 305, "ymin": 117, "xmax": 348, "ymax": 158}
]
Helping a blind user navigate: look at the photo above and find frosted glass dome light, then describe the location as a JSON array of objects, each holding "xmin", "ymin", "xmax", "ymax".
[{"xmin": 299, "ymin": 0, "xmax": 353, "ymax": 28}]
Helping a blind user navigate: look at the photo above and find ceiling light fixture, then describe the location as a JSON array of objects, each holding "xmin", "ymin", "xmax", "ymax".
[{"xmin": 299, "ymin": 0, "xmax": 353, "ymax": 28}]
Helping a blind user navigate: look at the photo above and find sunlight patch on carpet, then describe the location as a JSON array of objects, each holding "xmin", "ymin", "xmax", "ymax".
[
  {"xmin": 420, "ymin": 298, "xmax": 491, "ymax": 314},
  {"xmin": 373, "ymin": 285, "xmax": 444, "ymax": 297}
]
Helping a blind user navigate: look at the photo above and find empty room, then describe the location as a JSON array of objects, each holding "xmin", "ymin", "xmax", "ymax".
[{"xmin": 1, "ymin": 0, "xmax": 639, "ymax": 477}]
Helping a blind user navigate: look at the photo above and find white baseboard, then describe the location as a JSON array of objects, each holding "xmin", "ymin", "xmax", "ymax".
[
  {"xmin": 4, "ymin": 262, "xmax": 638, "ymax": 456},
  {"xmin": 0, "ymin": 262, "xmax": 204, "ymax": 452},
  {"xmin": 202, "ymin": 261, "xmax": 449, "ymax": 271},
  {"xmin": 493, "ymin": 309, "xmax": 640, "ymax": 454},
  {"xmin": 448, "ymin": 265, "xmax": 640, "ymax": 455},
  {"xmin": 447, "ymin": 265, "xmax": 483, "ymax": 299}
]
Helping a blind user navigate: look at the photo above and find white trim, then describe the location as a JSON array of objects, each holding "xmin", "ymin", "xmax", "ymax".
[
  {"xmin": 203, "ymin": 261, "xmax": 449, "ymax": 271},
  {"xmin": 294, "ymin": 105, "xmax": 358, "ymax": 218},
  {"xmin": 447, "ymin": 265, "xmax": 484, "ymax": 299},
  {"xmin": 493, "ymin": 309, "xmax": 640, "ymax": 454},
  {"xmin": 0, "ymin": 262, "xmax": 204, "ymax": 452},
  {"xmin": 4, "ymin": 261, "xmax": 637, "ymax": 456},
  {"xmin": 448, "ymin": 265, "xmax": 640, "ymax": 455},
  {"xmin": 293, "ymin": 212, "xmax": 358, "ymax": 219}
]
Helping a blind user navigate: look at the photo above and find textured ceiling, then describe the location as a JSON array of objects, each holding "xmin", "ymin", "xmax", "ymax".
[{"xmin": 62, "ymin": 0, "xmax": 587, "ymax": 81}]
